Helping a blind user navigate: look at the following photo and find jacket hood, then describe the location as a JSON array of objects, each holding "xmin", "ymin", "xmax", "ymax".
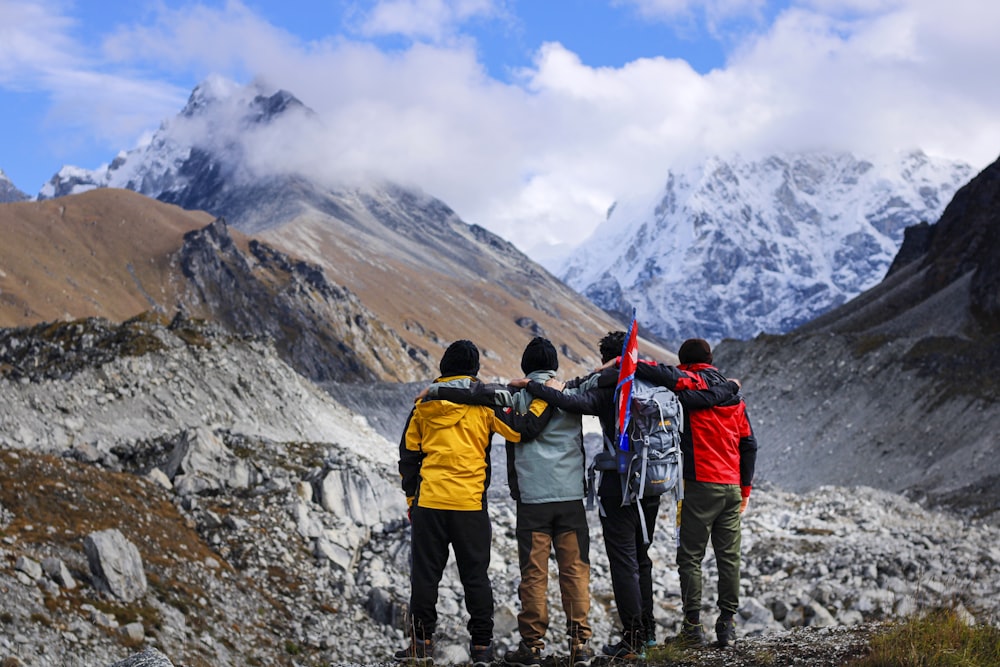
[
  {"xmin": 525, "ymin": 369, "xmax": 557, "ymax": 383},
  {"xmin": 417, "ymin": 375, "xmax": 481, "ymax": 427},
  {"xmin": 416, "ymin": 398, "xmax": 478, "ymax": 428}
]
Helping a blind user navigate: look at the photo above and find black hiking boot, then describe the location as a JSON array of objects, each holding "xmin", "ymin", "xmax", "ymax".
[
  {"xmin": 503, "ymin": 641, "xmax": 541, "ymax": 667},
  {"xmin": 471, "ymin": 641, "xmax": 495, "ymax": 667},
  {"xmin": 601, "ymin": 631, "xmax": 645, "ymax": 660},
  {"xmin": 570, "ymin": 640, "xmax": 595, "ymax": 667},
  {"xmin": 715, "ymin": 614, "xmax": 737, "ymax": 648},
  {"xmin": 393, "ymin": 637, "xmax": 434, "ymax": 664}
]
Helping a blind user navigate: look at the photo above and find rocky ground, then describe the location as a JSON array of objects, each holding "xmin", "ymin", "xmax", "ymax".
[{"xmin": 1, "ymin": 317, "xmax": 998, "ymax": 666}]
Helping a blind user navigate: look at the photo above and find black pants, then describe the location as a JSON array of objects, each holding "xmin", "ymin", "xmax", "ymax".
[
  {"xmin": 409, "ymin": 505, "xmax": 494, "ymax": 645},
  {"xmin": 600, "ymin": 494, "xmax": 660, "ymax": 640}
]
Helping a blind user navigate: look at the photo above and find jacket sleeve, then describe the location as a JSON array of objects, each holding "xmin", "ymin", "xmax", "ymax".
[
  {"xmin": 433, "ymin": 382, "xmax": 515, "ymax": 407},
  {"xmin": 564, "ymin": 372, "xmax": 597, "ymax": 390},
  {"xmin": 491, "ymin": 398, "xmax": 552, "ymax": 442},
  {"xmin": 635, "ymin": 363, "xmax": 738, "ymax": 410},
  {"xmin": 525, "ymin": 381, "xmax": 605, "ymax": 416},
  {"xmin": 398, "ymin": 406, "xmax": 423, "ymax": 506},
  {"xmin": 739, "ymin": 408, "xmax": 758, "ymax": 494}
]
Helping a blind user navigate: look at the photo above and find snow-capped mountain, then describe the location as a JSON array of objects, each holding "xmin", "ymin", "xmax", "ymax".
[
  {"xmin": 32, "ymin": 77, "xmax": 630, "ymax": 379},
  {"xmin": 38, "ymin": 76, "xmax": 313, "ymax": 218},
  {"xmin": 0, "ymin": 168, "xmax": 29, "ymax": 203},
  {"xmin": 561, "ymin": 152, "xmax": 973, "ymax": 346}
]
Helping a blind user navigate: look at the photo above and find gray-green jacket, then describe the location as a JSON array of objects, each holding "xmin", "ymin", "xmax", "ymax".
[{"xmin": 495, "ymin": 370, "xmax": 586, "ymax": 504}]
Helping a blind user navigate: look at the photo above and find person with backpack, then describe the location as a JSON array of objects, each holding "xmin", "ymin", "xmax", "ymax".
[
  {"xmin": 633, "ymin": 338, "xmax": 757, "ymax": 649},
  {"xmin": 523, "ymin": 332, "xmax": 740, "ymax": 658},
  {"xmin": 395, "ymin": 340, "xmax": 554, "ymax": 667},
  {"xmin": 425, "ymin": 337, "xmax": 597, "ymax": 667}
]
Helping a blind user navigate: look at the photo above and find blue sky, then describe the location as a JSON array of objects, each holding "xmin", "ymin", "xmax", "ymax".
[{"xmin": 3, "ymin": 0, "xmax": 1000, "ymax": 260}]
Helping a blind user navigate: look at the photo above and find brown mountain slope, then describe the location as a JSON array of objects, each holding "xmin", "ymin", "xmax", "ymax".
[
  {"xmin": 0, "ymin": 189, "xmax": 212, "ymax": 325},
  {"xmin": 254, "ymin": 186, "xmax": 669, "ymax": 378},
  {"xmin": 0, "ymin": 190, "xmax": 433, "ymax": 382}
]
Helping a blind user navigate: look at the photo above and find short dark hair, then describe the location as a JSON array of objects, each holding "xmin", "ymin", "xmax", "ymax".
[
  {"xmin": 678, "ymin": 338, "xmax": 713, "ymax": 365},
  {"xmin": 599, "ymin": 331, "xmax": 626, "ymax": 364}
]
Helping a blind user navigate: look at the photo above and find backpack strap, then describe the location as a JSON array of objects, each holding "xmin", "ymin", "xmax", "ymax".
[
  {"xmin": 638, "ymin": 501, "xmax": 653, "ymax": 545},
  {"xmin": 585, "ymin": 461, "xmax": 598, "ymax": 512}
]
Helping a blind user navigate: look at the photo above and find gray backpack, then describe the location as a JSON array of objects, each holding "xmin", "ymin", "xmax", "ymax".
[{"xmin": 591, "ymin": 377, "xmax": 684, "ymax": 543}]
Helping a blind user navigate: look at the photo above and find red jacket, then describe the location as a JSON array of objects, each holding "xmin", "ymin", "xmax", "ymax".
[{"xmin": 636, "ymin": 361, "xmax": 757, "ymax": 497}]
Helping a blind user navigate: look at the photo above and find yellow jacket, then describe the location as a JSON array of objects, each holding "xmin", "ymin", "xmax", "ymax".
[{"xmin": 400, "ymin": 376, "xmax": 550, "ymax": 511}]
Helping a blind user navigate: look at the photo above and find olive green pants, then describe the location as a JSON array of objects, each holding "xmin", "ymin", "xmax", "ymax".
[{"xmin": 676, "ymin": 480, "xmax": 742, "ymax": 617}]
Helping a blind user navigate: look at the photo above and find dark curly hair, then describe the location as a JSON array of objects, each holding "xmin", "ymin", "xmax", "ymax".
[{"xmin": 598, "ymin": 331, "xmax": 627, "ymax": 364}]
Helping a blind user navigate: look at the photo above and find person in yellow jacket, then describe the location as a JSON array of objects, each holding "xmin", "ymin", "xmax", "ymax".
[{"xmin": 395, "ymin": 340, "xmax": 552, "ymax": 666}]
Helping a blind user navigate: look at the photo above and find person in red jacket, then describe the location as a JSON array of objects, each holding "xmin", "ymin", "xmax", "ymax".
[{"xmin": 635, "ymin": 338, "xmax": 757, "ymax": 648}]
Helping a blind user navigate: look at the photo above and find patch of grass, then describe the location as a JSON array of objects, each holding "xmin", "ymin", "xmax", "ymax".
[
  {"xmin": 850, "ymin": 607, "xmax": 1000, "ymax": 667},
  {"xmin": 749, "ymin": 647, "xmax": 779, "ymax": 666},
  {"xmin": 646, "ymin": 641, "xmax": 696, "ymax": 663},
  {"xmin": 29, "ymin": 611, "xmax": 52, "ymax": 626},
  {"xmin": 0, "ymin": 449, "xmax": 217, "ymax": 569}
]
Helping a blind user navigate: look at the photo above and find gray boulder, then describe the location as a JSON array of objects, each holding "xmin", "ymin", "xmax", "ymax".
[
  {"xmin": 14, "ymin": 556, "xmax": 42, "ymax": 581},
  {"xmin": 109, "ymin": 647, "xmax": 175, "ymax": 667},
  {"xmin": 163, "ymin": 427, "xmax": 253, "ymax": 495},
  {"xmin": 42, "ymin": 556, "xmax": 77, "ymax": 589},
  {"xmin": 84, "ymin": 528, "xmax": 148, "ymax": 602},
  {"xmin": 319, "ymin": 464, "xmax": 404, "ymax": 527}
]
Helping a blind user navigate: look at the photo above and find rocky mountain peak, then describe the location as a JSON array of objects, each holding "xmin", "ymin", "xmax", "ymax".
[
  {"xmin": 0, "ymin": 168, "xmax": 29, "ymax": 203},
  {"xmin": 26, "ymin": 79, "xmax": 629, "ymax": 379},
  {"xmin": 805, "ymin": 154, "xmax": 1000, "ymax": 339},
  {"xmin": 562, "ymin": 150, "xmax": 973, "ymax": 346},
  {"xmin": 180, "ymin": 76, "xmax": 307, "ymax": 123}
]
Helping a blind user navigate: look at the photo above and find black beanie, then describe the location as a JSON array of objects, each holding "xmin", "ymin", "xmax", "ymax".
[
  {"xmin": 520, "ymin": 337, "xmax": 559, "ymax": 374},
  {"xmin": 439, "ymin": 339, "xmax": 480, "ymax": 377},
  {"xmin": 678, "ymin": 338, "xmax": 713, "ymax": 365}
]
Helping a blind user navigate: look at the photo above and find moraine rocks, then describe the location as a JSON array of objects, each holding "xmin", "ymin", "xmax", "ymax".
[{"xmin": 0, "ymin": 319, "xmax": 997, "ymax": 666}]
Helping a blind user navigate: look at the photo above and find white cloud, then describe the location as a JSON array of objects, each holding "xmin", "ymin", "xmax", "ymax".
[
  {"xmin": 4, "ymin": 0, "xmax": 1000, "ymax": 262},
  {"xmin": 0, "ymin": 0, "xmax": 83, "ymax": 86},
  {"xmin": 351, "ymin": 0, "xmax": 504, "ymax": 41},
  {"xmin": 721, "ymin": 2, "xmax": 1000, "ymax": 163}
]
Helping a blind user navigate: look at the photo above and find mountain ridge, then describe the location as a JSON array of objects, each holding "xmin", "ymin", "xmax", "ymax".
[{"xmin": 562, "ymin": 151, "xmax": 973, "ymax": 348}]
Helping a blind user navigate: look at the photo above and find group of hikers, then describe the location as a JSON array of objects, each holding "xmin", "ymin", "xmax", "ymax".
[{"xmin": 395, "ymin": 331, "xmax": 758, "ymax": 666}]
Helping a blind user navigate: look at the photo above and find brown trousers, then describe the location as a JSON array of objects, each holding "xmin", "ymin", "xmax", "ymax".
[{"xmin": 516, "ymin": 500, "xmax": 592, "ymax": 648}]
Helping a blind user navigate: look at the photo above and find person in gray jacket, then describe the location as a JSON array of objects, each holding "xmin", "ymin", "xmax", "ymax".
[{"xmin": 430, "ymin": 337, "xmax": 594, "ymax": 667}]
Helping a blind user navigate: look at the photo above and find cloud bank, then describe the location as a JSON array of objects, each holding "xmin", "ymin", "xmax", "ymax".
[{"xmin": 3, "ymin": 0, "xmax": 999, "ymax": 262}]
